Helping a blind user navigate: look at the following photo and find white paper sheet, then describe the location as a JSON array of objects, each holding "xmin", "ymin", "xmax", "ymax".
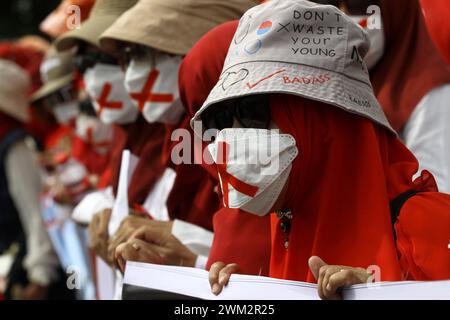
[
  {"xmin": 71, "ymin": 187, "xmax": 114, "ymax": 225},
  {"xmin": 97, "ymin": 150, "xmax": 138, "ymax": 300},
  {"xmin": 123, "ymin": 262, "xmax": 318, "ymax": 300},
  {"xmin": 142, "ymin": 167, "xmax": 177, "ymax": 221},
  {"xmin": 342, "ymin": 281, "xmax": 450, "ymax": 300},
  {"xmin": 95, "ymin": 256, "xmax": 115, "ymax": 300},
  {"xmin": 122, "ymin": 262, "xmax": 450, "ymax": 300},
  {"xmin": 108, "ymin": 150, "xmax": 139, "ymax": 236}
]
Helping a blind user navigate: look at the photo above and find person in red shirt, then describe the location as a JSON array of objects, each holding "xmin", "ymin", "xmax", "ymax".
[{"xmin": 200, "ymin": 1, "xmax": 450, "ymax": 299}]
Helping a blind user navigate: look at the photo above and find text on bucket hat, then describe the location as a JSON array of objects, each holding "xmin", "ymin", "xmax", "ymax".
[
  {"xmin": 99, "ymin": 0, "xmax": 260, "ymax": 56},
  {"xmin": 54, "ymin": 0, "xmax": 138, "ymax": 51},
  {"xmin": 191, "ymin": 0, "xmax": 395, "ymax": 135},
  {"xmin": 0, "ymin": 59, "xmax": 31, "ymax": 123}
]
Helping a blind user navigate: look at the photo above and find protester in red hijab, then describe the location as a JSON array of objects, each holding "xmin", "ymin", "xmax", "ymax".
[
  {"xmin": 53, "ymin": 0, "xmax": 168, "ymax": 266},
  {"xmin": 113, "ymin": 21, "xmax": 272, "ymax": 274},
  {"xmin": 178, "ymin": 21, "xmax": 272, "ymax": 276},
  {"xmin": 200, "ymin": 1, "xmax": 450, "ymax": 299},
  {"xmin": 102, "ymin": 0, "xmax": 259, "ymax": 271}
]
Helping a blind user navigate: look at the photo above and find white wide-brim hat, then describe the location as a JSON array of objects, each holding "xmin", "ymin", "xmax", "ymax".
[
  {"xmin": 191, "ymin": 0, "xmax": 395, "ymax": 136},
  {"xmin": 0, "ymin": 59, "xmax": 31, "ymax": 123}
]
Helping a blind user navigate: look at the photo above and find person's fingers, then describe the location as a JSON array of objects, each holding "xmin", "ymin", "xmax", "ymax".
[
  {"xmin": 108, "ymin": 238, "xmax": 123, "ymax": 262},
  {"xmin": 89, "ymin": 213, "xmax": 99, "ymax": 233},
  {"xmin": 131, "ymin": 225, "xmax": 168, "ymax": 245},
  {"xmin": 218, "ymin": 263, "xmax": 240, "ymax": 287},
  {"xmin": 308, "ymin": 256, "xmax": 327, "ymax": 280},
  {"xmin": 88, "ymin": 214, "xmax": 100, "ymax": 247},
  {"xmin": 98, "ymin": 210, "xmax": 111, "ymax": 239},
  {"xmin": 322, "ymin": 267, "xmax": 343, "ymax": 300},
  {"xmin": 108, "ymin": 228, "xmax": 131, "ymax": 259},
  {"xmin": 326, "ymin": 269, "xmax": 353, "ymax": 299},
  {"xmin": 209, "ymin": 261, "xmax": 226, "ymax": 295},
  {"xmin": 317, "ymin": 264, "xmax": 328, "ymax": 299},
  {"xmin": 321, "ymin": 268, "xmax": 333, "ymax": 299},
  {"xmin": 115, "ymin": 239, "xmax": 163, "ymax": 266},
  {"xmin": 115, "ymin": 242, "xmax": 128, "ymax": 273}
]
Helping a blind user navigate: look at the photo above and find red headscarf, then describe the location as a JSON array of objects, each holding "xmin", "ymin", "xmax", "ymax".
[
  {"xmin": 179, "ymin": 21, "xmax": 272, "ymax": 275},
  {"xmin": 371, "ymin": 0, "xmax": 450, "ymax": 132},
  {"xmin": 269, "ymin": 94, "xmax": 450, "ymax": 282},
  {"xmin": 71, "ymin": 134, "xmax": 111, "ymax": 176},
  {"xmin": 420, "ymin": 0, "xmax": 450, "ymax": 65},
  {"xmin": 109, "ymin": 116, "xmax": 167, "ymax": 206}
]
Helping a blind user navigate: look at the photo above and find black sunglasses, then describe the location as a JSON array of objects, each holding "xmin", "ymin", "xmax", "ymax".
[
  {"xmin": 201, "ymin": 95, "xmax": 271, "ymax": 131},
  {"xmin": 117, "ymin": 43, "xmax": 153, "ymax": 68},
  {"xmin": 78, "ymin": 98, "xmax": 97, "ymax": 116},
  {"xmin": 74, "ymin": 49, "xmax": 118, "ymax": 74},
  {"xmin": 44, "ymin": 83, "xmax": 77, "ymax": 107}
]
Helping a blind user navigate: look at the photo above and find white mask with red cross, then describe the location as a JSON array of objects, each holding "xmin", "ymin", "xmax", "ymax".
[
  {"xmin": 124, "ymin": 52, "xmax": 185, "ymax": 124},
  {"xmin": 75, "ymin": 114, "xmax": 113, "ymax": 155},
  {"xmin": 84, "ymin": 63, "xmax": 139, "ymax": 125},
  {"xmin": 207, "ymin": 128, "xmax": 298, "ymax": 216}
]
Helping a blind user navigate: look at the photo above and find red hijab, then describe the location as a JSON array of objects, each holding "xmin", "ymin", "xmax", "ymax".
[
  {"xmin": 166, "ymin": 20, "xmax": 236, "ymax": 230},
  {"xmin": 269, "ymin": 94, "xmax": 450, "ymax": 282},
  {"xmin": 109, "ymin": 116, "xmax": 167, "ymax": 206},
  {"xmin": 371, "ymin": 0, "xmax": 450, "ymax": 131},
  {"xmin": 179, "ymin": 21, "xmax": 272, "ymax": 275},
  {"xmin": 71, "ymin": 134, "xmax": 111, "ymax": 177}
]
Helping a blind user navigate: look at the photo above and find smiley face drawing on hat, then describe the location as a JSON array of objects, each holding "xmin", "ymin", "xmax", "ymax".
[{"xmin": 192, "ymin": 0, "xmax": 395, "ymax": 216}]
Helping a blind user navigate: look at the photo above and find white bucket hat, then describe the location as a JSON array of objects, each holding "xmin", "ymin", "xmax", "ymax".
[
  {"xmin": 31, "ymin": 47, "xmax": 76, "ymax": 102},
  {"xmin": 54, "ymin": 0, "xmax": 138, "ymax": 51},
  {"xmin": 0, "ymin": 59, "xmax": 31, "ymax": 123},
  {"xmin": 191, "ymin": 0, "xmax": 395, "ymax": 135}
]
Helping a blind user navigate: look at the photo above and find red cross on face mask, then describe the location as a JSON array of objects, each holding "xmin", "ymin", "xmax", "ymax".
[
  {"xmin": 96, "ymin": 83, "xmax": 123, "ymax": 116},
  {"xmin": 216, "ymin": 141, "xmax": 259, "ymax": 207},
  {"xmin": 85, "ymin": 127, "xmax": 111, "ymax": 149},
  {"xmin": 129, "ymin": 69, "xmax": 174, "ymax": 112}
]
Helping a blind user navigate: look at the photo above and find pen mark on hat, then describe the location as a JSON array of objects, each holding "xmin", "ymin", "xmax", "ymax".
[
  {"xmin": 244, "ymin": 39, "xmax": 263, "ymax": 55},
  {"xmin": 277, "ymin": 22, "xmax": 290, "ymax": 33},
  {"xmin": 220, "ymin": 69, "xmax": 249, "ymax": 91},
  {"xmin": 235, "ymin": 15, "xmax": 252, "ymax": 44},
  {"xmin": 246, "ymin": 69, "xmax": 286, "ymax": 90}
]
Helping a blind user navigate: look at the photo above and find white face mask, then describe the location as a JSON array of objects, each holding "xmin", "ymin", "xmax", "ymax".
[
  {"xmin": 84, "ymin": 63, "xmax": 139, "ymax": 125},
  {"xmin": 53, "ymin": 100, "xmax": 79, "ymax": 124},
  {"xmin": 207, "ymin": 128, "xmax": 298, "ymax": 216},
  {"xmin": 58, "ymin": 158, "xmax": 88, "ymax": 187},
  {"xmin": 351, "ymin": 13, "xmax": 385, "ymax": 70},
  {"xmin": 124, "ymin": 52, "xmax": 185, "ymax": 124},
  {"xmin": 75, "ymin": 114, "xmax": 113, "ymax": 155}
]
